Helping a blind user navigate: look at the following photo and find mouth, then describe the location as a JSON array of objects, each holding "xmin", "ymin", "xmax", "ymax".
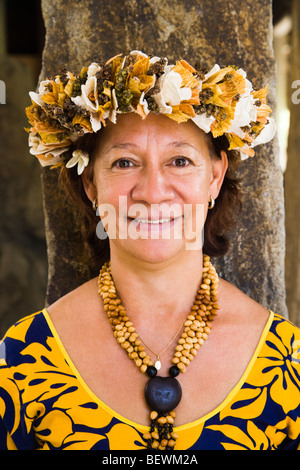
[
  {"xmin": 128, "ymin": 214, "xmax": 183, "ymax": 226},
  {"xmin": 132, "ymin": 218, "xmax": 175, "ymax": 225},
  {"xmin": 126, "ymin": 216, "xmax": 183, "ymax": 239}
]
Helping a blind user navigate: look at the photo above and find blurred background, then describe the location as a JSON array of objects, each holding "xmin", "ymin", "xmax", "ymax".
[{"xmin": 0, "ymin": 0, "xmax": 299, "ymax": 336}]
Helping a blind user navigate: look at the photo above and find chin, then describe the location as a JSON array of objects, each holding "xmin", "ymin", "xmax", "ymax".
[{"xmin": 113, "ymin": 238, "xmax": 199, "ymax": 265}]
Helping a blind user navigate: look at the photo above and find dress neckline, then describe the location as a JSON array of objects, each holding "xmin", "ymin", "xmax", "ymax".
[{"xmin": 42, "ymin": 307, "xmax": 274, "ymax": 432}]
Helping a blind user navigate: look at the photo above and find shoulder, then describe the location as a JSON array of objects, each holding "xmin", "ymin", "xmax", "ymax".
[
  {"xmin": 218, "ymin": 278, "xmax": 300, "ymax": 361},
  {"xmin": 268, "ymin": 312, "xmax": 300, "ymax": 357},
  {"xmin": 271, "ymin": 311, "xmax": 300, "ymax": 334},
  {"xmin": 217, "ymin": 278, "xmax": 270, "ymax": 328},
  {"xmin": 47, "ymin": 276, "xmax": 99, "ymax": 317},
  {"xmin": 46, "ymin": 276, "xmax": 102, "ymax": 338},
  {"xmin": 217, "ymin": 278, "xmax": 300, "ymax": 345},
  {"xmin": 1, "ymin": 311, "xmax": 44, "ymax": 338},
  {"xmin": 0, "ymin": 311, "xmax": 50, "ymax": 366}
]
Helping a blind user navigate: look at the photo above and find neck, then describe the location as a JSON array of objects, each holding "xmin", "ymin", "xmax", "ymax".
[
  {"xmin": 108, "ymin": 249, "xmax": 204, "ymax": 330},
  {"xmin": 98, "ymin": 251, "xmax": 219, "ymax": 377}
]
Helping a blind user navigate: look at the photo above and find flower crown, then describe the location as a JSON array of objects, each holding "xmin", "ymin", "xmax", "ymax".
[{"xmin": 25, "ymin": 50, "xmax": 276, "ymax": 175}]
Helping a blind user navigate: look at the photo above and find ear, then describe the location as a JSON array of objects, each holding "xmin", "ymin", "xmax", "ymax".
[
  {"xmin": 209, "ymin": 150, "xmax": 228, "ymax": 199},
  {"xmin": 81, "ymin": 169, "xmax": 97, "ymax": 203}
]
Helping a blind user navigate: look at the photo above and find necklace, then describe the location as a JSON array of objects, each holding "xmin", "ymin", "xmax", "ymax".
[
  {"xmin": 97, "ymin": 255, "xmax": 219, "ymax": 450},
  {"xmin": 135, "ymin": 319, "xmax": 187, "ymax": 371}
]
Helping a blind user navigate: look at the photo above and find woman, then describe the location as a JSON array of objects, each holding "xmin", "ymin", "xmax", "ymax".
[{"xmin": 0, "ymin": 51, "xmax": 299, "ymax": 450}]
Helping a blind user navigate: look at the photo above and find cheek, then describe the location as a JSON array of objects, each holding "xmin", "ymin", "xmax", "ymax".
[
  {"xmin": 94, "ymin": 173, "xmax": 132, "ymax": 206},
  {"xmin": 177, "ymin": 174, "xmax": 211, "ymax": 204}
]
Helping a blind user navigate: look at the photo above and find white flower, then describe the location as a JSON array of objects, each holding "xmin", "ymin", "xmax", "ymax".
[
  {"xmin": 238, "ymin": 118, "xmax": 277, "ymax": 160},
  {"xmin": 192, "ymin": 113, "xmax": 215, "ymax": 133},
  {"xmin": 111, "ymin": 88, "xmax": 118, "ymax": 110},
  {"xmin": 236, "ymin": 68, "xmax": 252, "ymax": 92},
  {"xmin": 28, "ymin": 132, "xmax": 68, "ymax": 166},
  {"xmin": 153, "ymin": 68, "xmax": 192, "ymax": 113},
  {"xmin": 87, "ymin": 62, "xmax": 101, "ymax": 78},
  {"xmin": 71, "ymin": 62, "xmax": 102, "ymax": 132},
  {"xmin": 128, "ymin": 51, "xmax": 164, "ymax": 65},
  {"xmin": 136, "ymin": 92, "xmax": 150, "ymax": 118},
  {"xmin": 227, "ymin": 94, "xmax": 257, "ymax": 139},
  {"xmin": 252, "ymin": 117, "xmax": 277, "ymax": 147},
  {"xmin": 226, "ymin": 69, "xmax": 256, "ymax": 139},
  {"xmin": 66, "ymin": 149, "xmax": 89, "ymax": 175},
  {"xmin": 239, "ymin": 146, "xmax": 251, "ymax": 160},
  {"xmin": 204, "ymin": 64, "xmax": 220, "ymax": 80},
  {"xmin": 39, "ymin": 79, "xmax": 54, "ymax": 94},
  {"xmin": 129, "ymin": 50, "xmax": 149, "ymax": 58},
  {"xmin": 29, "ymin": 91, "xmax": 44, "ymax": 107},
  {"xmin": 29, "ymin": 80, "xmax": 55, "ymax": 107},
  {"xmin": 71, "ymin": 76, "xmax": 99, "ymax": 112},
  {"xmin": 149, "ymin": 56, "xmax": 163, "ymax": 64}
]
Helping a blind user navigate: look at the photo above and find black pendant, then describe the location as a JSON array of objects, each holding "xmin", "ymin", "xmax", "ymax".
[{"xmin": 144, "ymin": 376, "xmax": 182, "ymax": 414}]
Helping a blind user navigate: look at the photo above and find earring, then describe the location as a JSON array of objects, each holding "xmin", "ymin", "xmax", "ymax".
[
  {"xmin": 208, "ymin": 196, "xmax": 215, "ymax": 210},
  {"xmin": 92, "ymin": 198, "xmax": 98, "ymax": 211}
]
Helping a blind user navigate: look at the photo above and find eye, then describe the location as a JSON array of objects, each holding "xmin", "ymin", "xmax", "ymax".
[
  {"xmin": 112, "ymin": 158, "xmax": 134, "ymax": 168},
  {"xmin": 171, "ymin": 156, "xmax": 193, "ymax": 167}
]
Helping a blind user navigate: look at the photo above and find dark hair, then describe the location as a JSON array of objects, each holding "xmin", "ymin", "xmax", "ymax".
[
  {"xmin": 203, "ymin": 132, "xmax": 242, "ymax": 257},
  {"xmin": 59, "ymin": 128, "xmax": 242, "ymax": 267}
]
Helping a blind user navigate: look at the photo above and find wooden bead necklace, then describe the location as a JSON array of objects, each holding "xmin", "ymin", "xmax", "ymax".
[{"xmin": 97, "ymin": 255, "xmax": 219, "ymax": 450}]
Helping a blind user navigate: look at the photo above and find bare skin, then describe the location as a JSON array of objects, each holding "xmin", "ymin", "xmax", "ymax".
[{"xmin": 47, "ymin": 114, "xmax": 270, "ymax": 427}]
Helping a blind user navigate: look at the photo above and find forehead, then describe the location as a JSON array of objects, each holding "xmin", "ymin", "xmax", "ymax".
[{"xmin": 96, "ymin": 113, "xmax": 209, "ymax": 153}]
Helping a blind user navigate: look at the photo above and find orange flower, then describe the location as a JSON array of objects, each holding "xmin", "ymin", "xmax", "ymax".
[{"xmin": 172, "ymin": 61, "xmax": 200, "ymax": 90}]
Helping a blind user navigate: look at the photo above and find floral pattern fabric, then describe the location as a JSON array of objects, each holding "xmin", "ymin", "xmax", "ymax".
[{"xmin": 0, "ymin": 309, "xmax": 299, "ymax": 450}]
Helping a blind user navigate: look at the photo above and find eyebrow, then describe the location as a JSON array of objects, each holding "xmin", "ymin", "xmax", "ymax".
[
  {"xmin": 109, "ymin": 143, "xmax": 139, "ymax": 150},
  {"xmin": 108, "ymin": 141, "xmax": 198, "ymax": 151},
  {"xmin": 166, "ymin": 141, "xmax": 198, "ymax": 151}
]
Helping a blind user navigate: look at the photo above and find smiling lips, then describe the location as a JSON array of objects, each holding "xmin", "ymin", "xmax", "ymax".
[
  {"xmin": 134, "ymin": 218, "xmax": 175, "ymax": 224},
  {"xmin": 129, "ymin": 216, "xmax": 181, "ymax": 225}
]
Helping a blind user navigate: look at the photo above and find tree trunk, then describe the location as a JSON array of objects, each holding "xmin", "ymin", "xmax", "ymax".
[
  {"xmin": 40, "ymin": 0, "xmax": 287, "ymax": 317},
  {"xmin": 285, "ymin": 0, "xmax": 300, "ymax": 326}
]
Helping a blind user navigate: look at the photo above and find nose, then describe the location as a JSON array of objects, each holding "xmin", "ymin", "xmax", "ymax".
[{"xmin": 130, "ymin": 164, "xmax": 175, "ymax": 205}]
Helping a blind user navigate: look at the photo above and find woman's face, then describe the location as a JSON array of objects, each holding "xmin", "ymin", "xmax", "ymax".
[{"xmin": 83, "ymin": 113, "xmax": 227, "ymax": 265}]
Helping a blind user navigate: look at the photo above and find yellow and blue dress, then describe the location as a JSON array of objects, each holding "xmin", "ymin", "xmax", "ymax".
[{"xmin": 0, "ymin": 309, "xmax": 299, "ymax": 450}]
